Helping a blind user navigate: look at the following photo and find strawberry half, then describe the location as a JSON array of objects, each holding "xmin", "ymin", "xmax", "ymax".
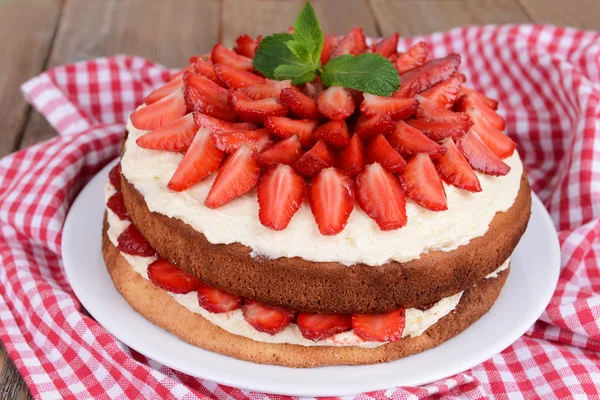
[
  {"xmin": 419, "ymin": 74, "xmax": 465, "ymax": 109},
  {"xmin": 194, "ymin": 113, "xmax": 256, "ymax": 134},
  {"xmin": 308, "ymin": 167, "xmax": 355, "ymax": 235},
  {"xmin": 211, "ymin": 43, "xmax": 253, "ymax": 71},
  {"xmin": 465, "ymin": 108, "xmax": 515, "ymax": 158},
  {"xmin": 263, "ymin": 117, "xmax": 318, "ymax": 145},
  {"xmin": 406, "ymin": 119, "xmax": 471, "ymax": 142},
  {"xmin": 360, "ymin": 94, "xmax": 418, "ymax": 120},
  {"xmin": 356, "ymin": 163, "xmax": 407, "ymax": 230},
  {"xmin": 293, "ymin": 140, "xmax": 336, "ymax": 178},
  {"xmin": 144, "ymin": 74, "xmax": 183, "ymax": 105},
  {"xmin": 354, "ymin": 114, "xmax": 395, "ymax": 142},
  {"xmin": 238, "ymin": 79, "xmax": 292, "ymax": 100},
  {"xmin": 299, "ymin": 81, "xmax": 325, "ymax": 99},
  {"xmin": 434, "ymin": 138, "xmax": 481, "ymax": 192},
  {"xmin": 256, "ymin": 135, "xmax": 304, "ymax": 168},
  {"xmin": 395, "ymin": 54, "xmax": 461, "ymax": 98},
  {"xmin": 337, "ymin": 134, "xmax": 365, "ymax": 177},
  {"xmin": 214, "ymin": 63, "xmax": 265, "ymax": 89},
  {"xmin": 210, "ymin": 128, "xmax": 271, "ymax": 153},
  {"xmin": 257, "ymin": 164, "xmax": 307, "ymax": 230},
  {"xmin": 320, "ymin": 33, "xmax": 339, "ymax": 65},
  {"xmin": 312, "ymin": 120, "xmax": 350, "ymax": 148},
  {"xmin": 147, "ymin": 258, "xmax": 200, "ymax": 294},
  {"xmin": 234, "ymin": 34, "xmax": 260, "ymax": 58},
  {"xmin": 330, "ymin": 27, "xmax": 367, "ymax": 58},
  {"xmin": 457, "ymin": 130, "xmax": 511, "ymax": 176},
  {"xmin": 167, "ymin": 127, "xmax": 224, "ymax": 192},
  {"xmin": 242, "ymin": 300, "xmax": 296, "ymax": 335},
  {"xmin": 455, "ymin": 93, "xmax": 506, "ymax": 131},
  {"xmin": 457, "ymin": 86, "xmax": 498, "ymax": 110},
  {"xmin": 117, "ymin": 224, "xmax": 156, "ymax": 257},
  {"xmin": 387, "ymin": 121, "xmax": 446, "ymax": 158},
  {"xmin": 395, "ymin": 42, "xmax": 429, "ymax": 74},
  {"xmin": 204, "ymin": 145, "xmax": 261, "ymax": 208},
  {"xmin": 415, "ymin": 95, "xmax": 470, "ymax": 124},
  {"xmin": 399, "ymin": 153, "xmax": 447, "ymax": 211},
  {"xmin": 109, "ymin": 164, "xmax": 122, "ymax": 190},
  {"xmin": 317, "ymin": 86, "xmax": 354, "ymax": 120},
  {"xmin": 352, "ymin": 309, "xmax": 406, "ymax": 342},
  {"xmin": 131, "ymin": 90, "xmax": 186, "ymax": 130},
  {"xmin": 183, "ymin": 71, "xmax": 235, "ymax": 121},
  {"xmin": 279, "ymin": 88, "xmax": 320, "ymax": 119},
  {"xmin": 373, "ymin": 33, "xmax": 399, "ymax": 57},
  {"xmin": 194, "ymin": 59, "xmax": 220, "ymax": 84},
  {"xmin": 107, "ymin": 192, "xmax": 128, "ymax": 220},
  {"xmin": 297, "ymin": 313, "xmax": 353, "ymax": 341},
  {"xmin": 365, "ymin": 134, "xmax": 407, "ymax": 173},
  {"xmin": 197, "ymin": 282, "xmax": 243, "ymax": 313},
  {"xmin": 229, "ymin": 92, "xmax": 288, "ymax": 123},
  {"xmin": 136, "ymin": 113, "xmax": 198, "ymax": 152}
]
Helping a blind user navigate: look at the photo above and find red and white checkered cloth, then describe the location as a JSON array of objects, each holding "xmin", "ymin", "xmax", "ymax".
[{"xmin": 1, "ymin": 25, "xmax": 599, "ymax": 399}]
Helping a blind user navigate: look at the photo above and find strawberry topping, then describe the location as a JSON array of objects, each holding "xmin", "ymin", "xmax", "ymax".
[
  {"xmin": 294, "ymin": 140, "xmax": 336, "ymax": 178},
  {"xmin": 419, "ymin": 74, "xmax": 465, "ymax": 109},
  {"xmin": 257, "ymin": 164, "xmax": 307, "ymax": 230},
  {"xmin": 395, "ymin": 54, "xmax": 460, "ymax": 98},
  {"xmin": 211, "ymin": 43, "xmax": 254, "ymax": 71},
  {"xmin": 131, "ymin": 90, "xmax": 186, "ymax": 130},
  {"xmin": 214, "ymin": 63, "xmax": 265, "ymax": 89},
  {"xmin": 354, "ymin": 114, "xmax": 395, "ymax": 142},
  {"xmin": 373, "ymin": 33, "xmax": 399, "ymax": 57},
  {"xmin": 387, "ymin": 121, "xmax": 446, "ymax": 158},
  {"xmin": 360, "ymin": 94, "xmax": 418, "ymax": 120},
  {"xmin": 279, "ymin": 88, "xmax": 321, "ymax": 119},
  {"xmin": 136, "ymin": 113, "xmax": 198, "ymax": 152},
  {"xmin": 434, "ymin": 138, "xmax": 482, "ymax": 192},
  {"xmin": 312, "ymin": 120, "xmax": 350, "ymax": 148},
  {"xmin": 297, "ymin": 313, "xmax": 353, "ymax": 341},
  {"xmin": 337, "ymin": 134, "xmax": 365, "ymax": 177},
  {"xmin": 117, "ymin": 224, "xmax": 156, "ymax": 257},
  {"xmin": 229, "ymin": 92, "xmax": 287, "ymax": 123},
  {"xmin": 147, "ymin": 258, "xmax": 200, "ymax": 294},
  {"xmin": 234, "ymin": 34, "xmax": 260, "ymax": 58},
  {"xmin": 399, "ymin": 153, "xmax": 448, "ymax": 211},
  {"xmin": 406, "ymin": 119, "xmax": 472, "ymax": 142},
  {"xmin": 465, "ymin": 107, "xmax": 515, "ymax": 158},
  {"xmin": 317, "ymin": 86, "xmax": 354, "ymax": 120},
  {"xmin": 242, "ymin": 300, "xmax": 296, "ymax": 335},
  {"xmin": 194, "ymin": 59, "xmax": 220, "ymax": 83},
  {"xmin": 144, "ymin": 74, "xmax": 183, "ymax": 105},
  {"xmin": 365, "ymin": 134, "xmax": 407, "ymax": 173},
  {"xmin": 183, "ymin": 71, "xmax": 235, "ymax": 121},
  {"xmin": 210, "ymin": 128, "xmax": 271, "ymax": 153},
  {"xmin": 308, "ymin": 168, "xmax": 355, "ymax": 235},
  {"xmin": 395, "ymin": 42, "xmax": 429, "ymax": 74},
  {"xmin": 256, "ymin": 135, "xmax": 304, "ymax": 168},
  {"xmin": 457, "ymin": 130, "xmax": 511, "ymax": 176},
  {"xmin": 330, "ymin": 27, "xmax": 367, "ymax": 58}
]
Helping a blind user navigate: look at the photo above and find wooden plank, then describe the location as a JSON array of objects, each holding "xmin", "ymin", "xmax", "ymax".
[
  {"xmin": 221, "ymin": 0, "xmax": 379, "ymax": 47},
  {"xmin": 0, "ymin": 0, "xmax": 63, "ymax": 157},
  {"xmin": 368, "ymin": 0, "xmax": 531, "ymax": 37},
  {"xmin": 19, "ymin": 0, "xmax": 220, "ymax": 150},
  {"xmin": 518, "ymin": 0, "xmax": 600, "ymax": 30},
  {"xmin": 0, "ymin": 343, "xmax": 32, "ymax": 400}
]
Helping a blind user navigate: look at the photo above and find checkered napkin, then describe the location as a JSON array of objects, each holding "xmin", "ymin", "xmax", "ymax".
[{"xmin": 1, "ymin": 25, "xmax": 599, "ymax": 399}]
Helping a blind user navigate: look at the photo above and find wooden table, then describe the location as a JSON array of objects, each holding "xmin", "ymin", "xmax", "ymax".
[{"xmin": 0, "ymin": 0, "xmax": 597, "ymax": 397}]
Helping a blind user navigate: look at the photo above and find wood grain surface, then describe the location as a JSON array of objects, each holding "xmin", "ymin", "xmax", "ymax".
[{"xmin": 0, "ymin": 0, "xmax": 597, "ymax": 397}]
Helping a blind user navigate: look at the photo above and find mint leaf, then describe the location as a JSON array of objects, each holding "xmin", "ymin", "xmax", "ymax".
[
  {"xmin": 321, "ymin": 54, "xmax": 400, "ymax": 96},
  {"xmin": 293, "ymin": 1, "xmax": 324, "ymax": 65},
  {"xmin": 274, "ymin": 64, "xmax": 317, "ymax": 84},
  {"xmin": 253, "ymin": 33, "xmax": 305, "ymax": 79}
]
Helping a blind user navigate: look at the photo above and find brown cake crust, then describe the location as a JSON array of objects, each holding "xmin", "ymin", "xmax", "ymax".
[
  {"xmin": 120, "ymin": 169, "xmax": 530, "ymax": 313},
  {"xmin": 103, "ymin": 225, "xmax": 509, "ymax": 367}
]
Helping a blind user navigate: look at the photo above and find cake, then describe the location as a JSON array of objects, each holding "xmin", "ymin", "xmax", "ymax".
[{"xmin": 102, "ymin": 3, "xmax": 531, "ymax": 368}]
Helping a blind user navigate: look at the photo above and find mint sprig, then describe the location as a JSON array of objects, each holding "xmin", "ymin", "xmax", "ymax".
[{"xmin": 253, "ymin": 1, "xmax": 399, "ymax": 96}]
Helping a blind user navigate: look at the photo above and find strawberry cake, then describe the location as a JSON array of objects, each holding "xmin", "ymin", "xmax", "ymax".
[{"xmin": 102, "ymin": 4, "xmax": 531, "ymax": 367}]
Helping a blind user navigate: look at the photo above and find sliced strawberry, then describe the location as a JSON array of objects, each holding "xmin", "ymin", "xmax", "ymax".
[
  {"xmin": 352, "ymin": 309, "xmax": 406, "ymax": 342},
  {"xmin": 136, "ymin": 113, "xmax": 198, "ymax": 152},
  {"xmin": 109, "ymin": 164, "xmax": 122, "ymax": 190},
  {"xmin": 308, "ymin": 167, "xmax": 355, "ymax": 235},
  {"xmin": 210, "ymin": 128, "xmax": 271, "ymax": 153},
  {"xmin": 455, "ymin": 93, "xmax": 506, "ymax": 131},
  {"xmin": 419, "ymin": 74, "xmax": 465, "ymax": 109},
  {"xmin": 299, "ymin": 81, "xmax": 325, "ymax": 99},
  {"xmin": 434, "ymin": 138, "xmax": 481, "ymax": 192},
  {"xmin": 297, "ymin": 313, "xmax": 353, "ymax": 341},
  {"xmin": 373, "ymin": 33, "xmax": 399, "ymax": 57},
  {"xmin": 312, "ymin": 120, "xmax": 350, "ymax": 148},
  {"xmin": 406, "ymin": 119, "xmax": 471, "ymax": 141},
  {"xmin": 194, "ymin": 59, "xmax": 220, "ymax": 84},
  {"xmin": 194, "ymin": 113, "xmax": 256, "ymax": 134},
  {"xmin": 230, "ymin": 91, "xmax": 288, "ymax": 123},
  {"xmin": 388, "ymin": 121, "xmax": 446, "ymax": 158},
  {"xmin": 238, "ymin": 79, "xmax": 292, "ymax": 100},
  {"xmin": 457, "ymin": 129, "xmax": 511, "ymax": 176},
  {"xmin": 256, "ymin": 135, "xmax": 304, "ymax": 168},
  {"xmin": 360, "ymin": 94, "xmax": 418, "ymax": 120},
  {"xmin": 337, "ymin": 134, "xmax": 365, "ymax": 177},
  {"xmin": 365, "ymin": 134, "xmax": 407, "ymax": 173},
  {"xmin": 320, "ymin": 33, "xmax": 339, "ymax": 65},
  {"xmin": 415, "ymin": 95, "xmax": 470, "ymax": 124},
  {"xmin": 395, "ymin": 54, "xmax": 461, "ymax": 98},
  {"xmin": 197, "ymin": 282, "xmax": 243, "ymax": 313},
  {"xmin": 183, "ymin": 71, "xmax": 235, "ymax": 121},
  {"xmin": 204, "ymin": 145, "xmax": 261, "ymax": 208},
  {"xmin": 169, "ymin": 64, "xmax": 194, "ymax": 82},
  {"xmin": 356, "ymin": 163, "xmax": 407, "ymax": 230},
  {"xmin": 263, "ymin": 117, "xmax": 318, "ymax": 144},
  {"xmin": 144, "ymin": 74, "xmax": 183, "ymax": 105},
  {"xmin": 131, "ymin": 90, "xmax": 186, "ymax": 130},
  {"xmin": 399, "ymin": 153, "xmax": 447, "ymax": 211},
  {"xmin": 184, "ymin": 71, "xmax": 229, "ymax": 102},
  {"xmin": 316, "ymin": 86, "xmax": 354, "ymax": 120},
  {"xmin": 331, "ymin": 27, "xmax": 367, "ymax": 58},
  {"xmin": 107, "ymin": 192, "xmax": 128, "ymax": 220},
  {"xmin": 211, "ymin": 43, "xmax": 253, "ymax": 71},
  {"xmin": 242, "ymin": 300, "xmax": 296, "ymax": 335},
  {"xmin": 234, "ymin": 34, "xmax": 259, "ymax": 58},
  {"xmin": 395, "ymin": 42, "xmax": 429, "ymax": 74},
  {"xmin": 117, "ymin": 224, "xmax": 156, "ymax": 257},
  {"xmin": 465, "ymin": 108, "xmax": 515, "ymax": 158},
  {"xmin": 279, "ymin": 88, "xmax": 321, "ymax": 119},
  {"xmin": 457, "ymin": 85, "xmax": 498, "ymax": 110},
  {"xmin": 293, "ymin": 140, "xmax": 337, "ymax": 178},
  {"xmin": 167, "ymin": 127, "xmax": 224, "ymax": 192},
  {"xmin": 257, "ymin": 164, "xmax": 307, "ymax": 230},
  {"xmin": 147, "ymin": 258, "xmax": 200, "ymax": 294},
  {"xmin": 213, "ymin": 63, "xmax": 265, "ymax": 89},
  {"xmin": 354, "ymin": 114, "xmax": 395, "ymax": 142}
]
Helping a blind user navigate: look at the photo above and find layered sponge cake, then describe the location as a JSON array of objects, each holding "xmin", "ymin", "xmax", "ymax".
[{"xmin": 102, "ymin": 8, "xmax": 531, "ymax": 367}]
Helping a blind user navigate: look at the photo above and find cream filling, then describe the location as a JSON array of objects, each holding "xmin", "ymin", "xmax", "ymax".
[
  {"xmin": 105, "ymin": 182, "xmax": 509, "ymax": 348},
  {"xmin": 120, "ymin": 110, "xmax": 523, "ymax": 266}
]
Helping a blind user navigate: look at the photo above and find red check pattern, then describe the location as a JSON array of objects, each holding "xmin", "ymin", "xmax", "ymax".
[{"xmin": 1, "ymin": 25, "xmax": 599, "ymax": 399}]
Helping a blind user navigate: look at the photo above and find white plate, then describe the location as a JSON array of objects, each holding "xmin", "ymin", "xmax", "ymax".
[{"xmin": 63, "ymin": 159, "xmax": 560, "ymax": 397}]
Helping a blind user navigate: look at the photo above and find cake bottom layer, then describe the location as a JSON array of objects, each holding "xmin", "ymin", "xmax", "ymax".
[{"xmin": 102, "ymin": 227, "xmax": 509, "ymax": 368}]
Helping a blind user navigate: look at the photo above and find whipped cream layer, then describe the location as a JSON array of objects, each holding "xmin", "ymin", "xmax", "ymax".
[
  {"xmin": 106, "ymin": 182, "xmax": 509, "ymax": 348},
  {"xmin": 121, "ymin": 112, "xmax": 523, "ymax": 266}
]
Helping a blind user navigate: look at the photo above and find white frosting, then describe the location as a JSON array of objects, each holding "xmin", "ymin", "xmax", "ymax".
[{"xmin": 120, "ymin": 111, "xmax": 523, "ymax": 266}]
